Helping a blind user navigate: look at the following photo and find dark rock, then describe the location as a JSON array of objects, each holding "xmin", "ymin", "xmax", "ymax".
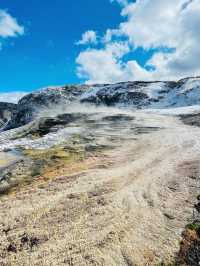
[
  {"xmin": 102, "ymin": 114, "xmax": 134, "ymax": 122},
  {"xmin": 21, "ymin": 234, "xmax": 29, "ymax": 244},
  {"xmin": 81, "ymin": 85, "xmax": 150, "ymax": 107},
  {"xmin": 177, "ymin": 229, "xmax": 200, "ymax": 266},
  {"xmin": 0, "ymin": 102, "xmax": 17, "ymax": 129},
  {"xmin": 180, "ymin": 113, "xmax": 200, "ymax": 127},
  {"xmin": 28, "ymin": 113, "xmax": 87, "ymax": 136},
  {"xmin": 2, "ymin": 227, "xmax": 11, "ymax": 235},
  {"xmin": 7, "ymin": 243, "xmax": 17, "ymax": 253},
  {"xmin": 30, "ymin": 236, "xmax": 40, "ymax": 249},
  {"xmin": 4, "ymin": 85, "xmax": 89, "ymax": 130},
  {"xmin": 20, "ymin": 233, "xmax": 40, "ymax": 251},
  {"xmin": 195, "ymin": 202, "xmax": 200, "ymax": 213}
]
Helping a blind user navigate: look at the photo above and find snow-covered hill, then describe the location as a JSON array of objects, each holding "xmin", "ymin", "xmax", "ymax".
[
  {"xmin": 81, "ymin": 77, "xmax": 200, "ymax": 108},
  {"xmin": 2, "ymin": 76, "xmax": 200, "ymax": 130}
]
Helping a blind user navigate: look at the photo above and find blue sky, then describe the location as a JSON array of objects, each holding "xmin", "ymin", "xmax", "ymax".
[
  {"xmin": 0, "ymin": 0, "xmax": 124, "ymax": 92},
  {"xmin": 0, "ymin": 0, "xmax": 199, "ymax": 97}
]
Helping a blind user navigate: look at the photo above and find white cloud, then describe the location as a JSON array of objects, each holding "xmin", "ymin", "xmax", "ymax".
[
  {"xmin": 76, "ymin": 30, "xmax": 97, "ymax": 45},
  {"xmin": 119, "ymin": 0, "xmax": 183, "ymax": 49},
  {"xmin": 0, "ymin": 10, "xmax": 24, "ymax": 38},
  {"xmin": 76, "ymin": 42, "xmax": 131, "ymax": 84},
  {"xmin": 0, "ymin": 9, "xmax": 24, "ymax": 49},
  {"xmin": 0, "ymin": 92, "xmax": 27, "ymax": 103},
  {"xmin": 76, "ymin": 0, "xmax": 200, "ymax": 83}
]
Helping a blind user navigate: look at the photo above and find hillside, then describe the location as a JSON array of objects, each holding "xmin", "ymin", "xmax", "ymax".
[
  {"xmin": 2, "ymin": 76, "xmax": 200, "ymax": 131},
  {"xmin": 0, "ymin": 77, "xmax": 200, "ymax": 265}
]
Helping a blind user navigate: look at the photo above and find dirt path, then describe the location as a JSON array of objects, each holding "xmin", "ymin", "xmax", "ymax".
[{"xmin": 0, "ymin": 112, "xmax": 200, "ymax": 265}]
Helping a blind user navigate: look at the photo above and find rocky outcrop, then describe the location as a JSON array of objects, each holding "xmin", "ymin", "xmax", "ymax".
[
  {"xmin": 25, "ymin": 113, "xmax": 87, "ymax": 137},
  {"xmin": 81, "ymin": 84, "xmax": 150, "ymax": 106},
  {"xmin": 180, "ymin": 113, "xmax": 200, "ymax": 127},
  {"xmin": 4, "ymin": 85, "xmax": 89, "ymax": 130},
  {"xmin": 3, "ymin": 76, "xmax": 200, "ymax": 130},
  {"xmin": 80, "ymin": 77, "xmax": 200, "ymax": 108},
  {"xmin": 0, "ymin": 102, "xmax": 17, "ymax": 128}
]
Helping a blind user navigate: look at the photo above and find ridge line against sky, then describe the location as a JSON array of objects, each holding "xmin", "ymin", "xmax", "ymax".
[{"xmin": 0, "ymin": 0, "xmax": 200, "ymax": 96}]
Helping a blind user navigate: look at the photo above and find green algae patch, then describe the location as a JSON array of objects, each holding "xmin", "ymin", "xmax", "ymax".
[
  {"xmin": 21, "ymin": 145, "xmax": 86, "ymax": 181},
  {"xmin": 0, "ymin": 145, "xmax": 86, "ymax": 196},
  {"xmin": 0, "ymin": 131, "xmax": 113, "ymax": 196},
  {"xmin": 0, "ymin": 158, "xmax": 35, "ymax": 195},
  {"xmin": 23, "ymin": 145, "xmax": 85, "ymax": 165}
]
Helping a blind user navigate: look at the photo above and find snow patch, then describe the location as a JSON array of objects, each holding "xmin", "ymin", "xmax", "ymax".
[{"xmin": 146, "ymin": 105, "xmax": 200, "ymax": 115}]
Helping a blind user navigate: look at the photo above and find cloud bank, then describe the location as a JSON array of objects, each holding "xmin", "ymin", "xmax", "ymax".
[{"xmin": 76, "ymin": 0, "xmax": 200, "ymax": 83}]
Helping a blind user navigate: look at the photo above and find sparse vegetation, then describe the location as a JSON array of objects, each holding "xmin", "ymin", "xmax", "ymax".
[{"xmin": 186, "ymin": 222, "xmax": 200, "ymax": 234}]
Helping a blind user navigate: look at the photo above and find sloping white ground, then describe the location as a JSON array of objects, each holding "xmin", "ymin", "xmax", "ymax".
[
  {"xmin": 0, "ymin": 126, "xmax": 81, "ymax": 151},
  {"xmin": 1, "ymin": 103, "xmax": 200, "ymax": 152},
  {"xmin": 45, "ymin": 112, "xmax": 200, "ymax": 264},
  {"xmin": 1, "ymin": 110, "xmax": 200, "ymax": 265},
  {"xmin": 146, "ymin": 105, "xmax": 200, "ymax": 115}
]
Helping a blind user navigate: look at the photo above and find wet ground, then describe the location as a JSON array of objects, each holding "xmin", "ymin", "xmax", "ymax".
[
  {"xmin": 0, "ymin": 151, "xmax": 19, "ymax": 170},
  {"xmin": 0, "ymin": 106, "xmax": 200, "ymax": 265}
]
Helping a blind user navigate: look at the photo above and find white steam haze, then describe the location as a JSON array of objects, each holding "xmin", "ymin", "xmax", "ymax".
[
  {"xmin": 0, "ymin": 92, "xmax": 27, "ymax": 103},
  {"xmin": 0, "ymin": 102, "xmax": 136, "ymax": 151}
]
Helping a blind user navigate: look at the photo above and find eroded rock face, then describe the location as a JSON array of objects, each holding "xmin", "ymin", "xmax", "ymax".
[
  {"xmin": 0, "ymin": 102, "xmax": 17, "ymax": 128},
  {"xmin": 4, "ymin": 85, "xmax": 89, "ymax": 130}
]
